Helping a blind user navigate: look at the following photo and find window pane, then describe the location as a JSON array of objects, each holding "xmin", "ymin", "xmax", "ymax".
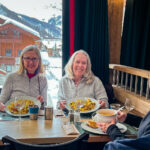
[
  {"xmin": 6, "ymin": 65, "xmax": 12, "ymax": 72},
  {"xmin": 18, "ymin": 50, "xmax": 22, "ymax": 57},
  {"xmin": 5, "ymin": 49, "xmax": 11, "ymax": 56},
  {"xmin": 0, "ymin": 0, "xmax": 62, "ymax": 108}
]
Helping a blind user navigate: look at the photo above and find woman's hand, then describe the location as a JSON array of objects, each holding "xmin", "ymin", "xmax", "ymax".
[
  {"xmin": 98, "ymin": 100, "xmax": 105, "ymax": 108},
  {"xmin": 59, "ymin": 100, "xmax": 66, "ymax": 110},
  {"xmin": 0, "ymin": 102, "xmax": 5, "ymax": 112},
  {"xmin": 98, "ymin": 119, "xmax": 116, "ymax": 133},
  {"xmin": 36, "ymin": 95, "xmax": 43, "ymax": 103},
  {"xmin": 117, "ymin": 111, "xmax": 127, "ymax": 122}
]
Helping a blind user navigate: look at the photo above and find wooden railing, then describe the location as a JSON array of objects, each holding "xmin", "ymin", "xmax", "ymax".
[{"xmin": 109, "ymin": 64, "xmax": 150, "ymax": 116}]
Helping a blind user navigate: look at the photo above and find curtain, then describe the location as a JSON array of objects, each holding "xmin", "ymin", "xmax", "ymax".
[
  {"xmin": 121, "ymin": 0, "xmax": 150, "ymax": 70},
  {"xmin": 62, "ymin": 0, "xmax": 70, "ymax": 74},
  {"xmin": 62, "ymin": 0, "xmax": 109, "ymax": 84}
]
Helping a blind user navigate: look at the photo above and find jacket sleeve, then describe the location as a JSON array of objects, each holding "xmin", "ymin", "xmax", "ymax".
[
  {"xmin": 0, "ymin": 74, "xmax": 13, "ymax": 104},
  {"xmin": 104, "ymin": 134, "xmax": 150, "ymax": 150},
  {"xmin": 57, "ymin": 79, "xmax": 64, "ymax": 109},
  {"xmin": 40, "ymin": 76, "xmax": 48, "ymax": 105},
  {"xmin": 58, "ymin": 78, "xmax": 65, "ymax": 101},
  {"xmin": 94, "ymin": 77, "xmax": 108, "ymax": 107},
  {"xmin": 106, "ymin": 124, "xmax": 125, "ymax": 140}
]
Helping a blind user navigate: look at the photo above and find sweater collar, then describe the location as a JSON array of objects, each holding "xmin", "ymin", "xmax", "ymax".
[{"xmin": 24, "ymin": 69, "xmax": 38, "ymax": 78}]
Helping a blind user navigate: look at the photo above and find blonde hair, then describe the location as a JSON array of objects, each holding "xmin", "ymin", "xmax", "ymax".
[
  {"xmin": 65, "ymin": 50, "xmax": 94, "ymax": 84},
  {"xmin": 17, "ymin": 45, "xmax": 44, "ymax": 74}
]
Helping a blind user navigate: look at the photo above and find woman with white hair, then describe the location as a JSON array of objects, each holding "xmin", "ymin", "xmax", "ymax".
[
  {"xmin": 0, "ymin": 45, "xmax": 47, "ymax": 111},
  {"xmin": 58, "ymin": 50, "xmax": 108, "ymax": 109}
]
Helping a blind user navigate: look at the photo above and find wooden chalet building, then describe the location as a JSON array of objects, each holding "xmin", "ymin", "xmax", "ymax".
[{"xmin": 0, "ymin": 15, "xmax": 40, "ymax": 73}]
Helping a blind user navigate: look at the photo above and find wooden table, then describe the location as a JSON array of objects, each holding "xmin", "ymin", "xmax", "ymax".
[
  {"xmin": 0, "ymin": 113, "xmax": 138, "ymax": 145},
  {"xmin": 0, "ymin": 116, "xmax": 114, "ymax": 145}
]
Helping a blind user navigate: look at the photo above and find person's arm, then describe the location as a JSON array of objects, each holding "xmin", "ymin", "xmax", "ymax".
[
  {"xmin": 58, "ymin": 78, "xmax": 66, "ymax": 101},
  {"xmin": 117, "ymin": 111, "xmax": 127, "ymax": 122},
  {"xmin": 0, "ymin": 74, "xmax": 13, "ymax": 104},
  {"xmin": 94, "ymin": 77, "xmax": 109, "ymax": 108},
  {"xmin": 99, "ymin": 112, "xmax": 141, "ymax": 141},
  {"xmin": 57, "ymin": 78, "xmax": 67, "ymax": 109},
  {"xmin": 0, "ymin": 102, "xmax": 5, "ymax": 112},
  {"xmin": 98, "ymin": 119, "xmax": 125, "ymax": 141},
  {"xmin": 39, "ymin": 76, "xmax": 48, "ymax": 105},
  {"xmin": 104, "ymin": 134, "xmax": 150, "ymax": 150},
  {"xmin": 106, "ymin": 124, "xmax": 125, "ymax": 140}
]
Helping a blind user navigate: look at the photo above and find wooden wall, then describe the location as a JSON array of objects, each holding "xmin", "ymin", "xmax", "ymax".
[
  {"xmin": 108, "ymin": 0, "xmax": 124, "ymax": 64},
  {"xmin": 0, "ymin": 23, "xmax": 39, "ymax": 57},
  {"xmin": 108, "ymin": 0, "xmax": 125, "ymax": 83}
]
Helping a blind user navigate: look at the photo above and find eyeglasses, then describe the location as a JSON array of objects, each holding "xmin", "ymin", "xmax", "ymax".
[{"xmin": 23, "ymin": 57, "xmax": 39, "ymax": 62}]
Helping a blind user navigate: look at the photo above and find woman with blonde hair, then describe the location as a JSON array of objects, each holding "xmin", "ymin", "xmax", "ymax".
[
  {"xmin": 0, "ymin": 45, "xmax": 47, "ymax": 111},
  {"xmin": 58, "ymin": 50, "xmax": 108, "ymax": 109}
]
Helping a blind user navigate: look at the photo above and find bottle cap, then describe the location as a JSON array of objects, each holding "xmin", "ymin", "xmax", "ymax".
[{"xmin": 69, "ymin": 109, "xmax": 74, "ymax": 113}]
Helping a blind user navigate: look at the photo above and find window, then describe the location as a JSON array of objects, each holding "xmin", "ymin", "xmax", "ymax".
[
  {"xmin": 18, "ymin": 50, "xmax": 22, "ymax": 56},
  {"xmin": 5, "ymin": 49, "xmax": 11, "ymax": 56},
  {"xmin": 0, "ymin": 0, "xmax": 62, "ymax": 108},
  {"xmin": 0, "ymin": 30, "xmax": 8, "ymax": 35},
  {"xmin": 13, "ymin": 30, "xmax": 20, "ymax": 37},
  {"xmin": 6, "ymin": 65, "xmax": 12, "ymax": 72}
]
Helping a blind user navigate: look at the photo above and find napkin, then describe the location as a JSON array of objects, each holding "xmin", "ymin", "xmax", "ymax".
[
  {"xmin": 62, "ymin": 124, "xmax": 80, "ymax": 135},
  {"xmin": 54, "ymin": 109, "xmax": 65, "ymax": 117}
]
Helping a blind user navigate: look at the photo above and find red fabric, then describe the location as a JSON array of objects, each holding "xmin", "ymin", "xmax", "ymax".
[
  {"xmin": 70, "ymin": 0, "xmax": 75, "ymax": 56},
  {"xmin": 27, "ymin": 72, "xmax": 36, "ymax": 79}
]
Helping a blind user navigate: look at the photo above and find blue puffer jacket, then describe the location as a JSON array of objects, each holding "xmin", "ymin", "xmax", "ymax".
[{"xmin": 104, "ymin": 111, "xmax": 150, "ymax": 150}]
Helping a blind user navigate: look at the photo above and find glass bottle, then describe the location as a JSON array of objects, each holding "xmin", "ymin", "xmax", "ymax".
[
  {"xmin": 74, "ymin": 108, "xmax": 80, "ymax": 123},
  {"xmin": 68, "ymin": 109, "xmax": 74, "ymax": 123}
]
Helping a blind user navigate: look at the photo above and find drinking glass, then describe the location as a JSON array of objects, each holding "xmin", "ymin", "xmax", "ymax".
[
  {"xmin": 14, "ymin": 97, "xmax": 25, "ymax": 121},
  {"xmin": 61, "ymin": 117, "xmax": 69, "ymax": 125},
  {"xmin": 124, "ymin": 98, "xmax": 134, "ymax": 112}
]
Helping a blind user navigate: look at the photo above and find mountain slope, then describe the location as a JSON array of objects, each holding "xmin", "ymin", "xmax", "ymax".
[{"xmin": 0, "ymin": 3, "xmax": 61, "ymax": 38}]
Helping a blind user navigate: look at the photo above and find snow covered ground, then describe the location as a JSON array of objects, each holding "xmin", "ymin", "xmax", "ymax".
[{"xmin": 46, "ymin": 57, "xmax": 62, "ymax": 108}]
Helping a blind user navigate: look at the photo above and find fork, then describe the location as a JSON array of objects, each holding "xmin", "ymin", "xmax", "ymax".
[{"xmin": 114, "ymin": 106, "xmax": 125, "ymax": 116}]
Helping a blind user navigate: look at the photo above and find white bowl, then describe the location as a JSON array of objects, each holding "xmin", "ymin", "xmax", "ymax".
[{"xmin": 92, "ymin": 109, "xmax": 117, "ymax": 123}]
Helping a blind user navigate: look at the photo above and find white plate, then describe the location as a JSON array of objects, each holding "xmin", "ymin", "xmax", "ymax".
[
  {"xmin": 5, "ymin": 96, "xmax": 41, "ymax": 117},
  {"xmin": 81, "ymin": 122, "xmax": 127, "ymax": 135},
  {"xmin": 66, "ymin": 97, "xmax": 100, "ymax": 114}
]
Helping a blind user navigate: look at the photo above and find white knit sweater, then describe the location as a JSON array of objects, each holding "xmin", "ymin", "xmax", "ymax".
[
  {"xmin": 58, "ymin": 75, "xmax": 108, "ymax": 107},
  {"xmin": 0, "ymin": 71, "xmax": 48, "ymax": 104}
]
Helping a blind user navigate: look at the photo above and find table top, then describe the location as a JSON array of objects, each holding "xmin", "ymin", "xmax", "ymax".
[{"xmin": 0, "ymin": 111, "xmax": 137, "ymax": 145}]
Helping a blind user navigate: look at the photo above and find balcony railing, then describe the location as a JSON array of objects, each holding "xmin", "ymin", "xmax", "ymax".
[
  {"xmin": 0, "ymin": 35, "xmax": 22, "ymax": 42},
  {"xmin": 109, "ymin": 64, "xmax": 150, "ymax": 116},
  {"xmin": 0, "ymin": 56, "xmax": 15, "ymax": 65}
]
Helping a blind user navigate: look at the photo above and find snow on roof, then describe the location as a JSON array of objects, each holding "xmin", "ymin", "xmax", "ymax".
[
  {"xmin": 0, "ymin": 69, "xmax": 6, "ymax": 75},
  {"xmin": 0, "ymin": 15, "xmax": 40, "ymax": 37}
]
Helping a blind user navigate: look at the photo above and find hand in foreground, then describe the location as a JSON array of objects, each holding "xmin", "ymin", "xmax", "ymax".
[
  {"xmin": 98, "ymin": 119, "xmax": 116, "ymax": 133},
  {"xmin": 36, "ymin": 95, "xmax": 43, "ymax": 103},
  {"xmin": 98, "ymin": 100, "xmax": 105, "ymax": 108},
  {"xmin": 0, "ymin": 102, "xmax": 5, "ymax": 112},
  {"xmin": 117, "ymin": 111, "xmax": 127, "ymax": 122},
  {"xmin": 59, "ymin": 100, "xmax": 66, "ymax": 110}
]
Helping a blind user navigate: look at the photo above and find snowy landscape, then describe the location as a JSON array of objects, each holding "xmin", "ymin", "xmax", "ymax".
[{"xmin": 45, "ymin": 57, "xmax": 62, "ymax": 108}]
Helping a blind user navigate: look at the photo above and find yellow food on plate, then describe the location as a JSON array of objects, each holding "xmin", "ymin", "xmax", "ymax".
[
  {"xmin": 69, "ymin": 98, "xmax": 96, "ymax": 111},
  {"xmin": 7, "ymin": 99, "xmax": 34, "ymax": 114},
  {"xmin": 87, "ymin": 120, "xmax": 98, "ymax": 129}
]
